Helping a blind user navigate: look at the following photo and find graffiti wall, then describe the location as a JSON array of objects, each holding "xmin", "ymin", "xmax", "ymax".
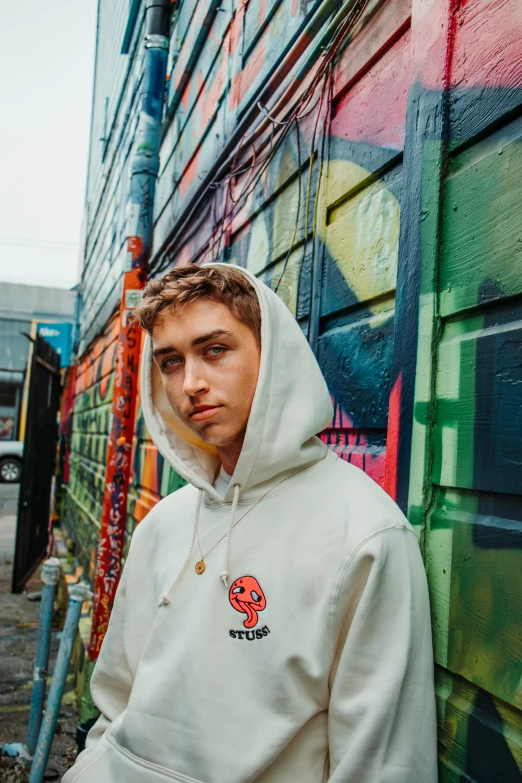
[
  {"xmin": 63, "ymin": 316, "xmax": 118, "ymax": 579},
  {"xmin": 63, "ymin": 314, "xmax": 186, "ymax": 580},
  {"xmin": 152, "ymin": 0, "xmax": 412, "ymax": 491},
  {"xmin": 65, "ymin": 0, "xmax": 522, "ymax": 776}
]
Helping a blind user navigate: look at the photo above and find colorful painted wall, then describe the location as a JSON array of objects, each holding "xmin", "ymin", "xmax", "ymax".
[
  {"xmin": 62, "ymin": 315, "xmax": 186, "ymax": 583},
  {"xmin": 63, "ymin": 0, "xmax": 522, "ymax": 776}
]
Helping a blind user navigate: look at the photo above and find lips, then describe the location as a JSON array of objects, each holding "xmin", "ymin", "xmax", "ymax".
[{"xmin": 189, "ymin": 405, "xmax": 223, "ymax": 422}]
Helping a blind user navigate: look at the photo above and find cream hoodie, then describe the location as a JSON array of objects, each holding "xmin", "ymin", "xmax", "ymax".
[{"xmin": 63, "ymin": 264, "xmax": 437, "ymax": 783}]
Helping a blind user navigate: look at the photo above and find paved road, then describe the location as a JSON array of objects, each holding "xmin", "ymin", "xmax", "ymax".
[
  {"xmin": 0, "ymin": 481, "xmax": 78, "ymax": 777},
  {"xmin": 0, "ymin": 483, "xmax": 19, "ymax": 515},
  {"xmin": 0, "ymin": 513, "xmax": 16, "ymax": 562},
  {"xmin": 0, "ymin": 485, "xmax": 18, "ymax": 562}
]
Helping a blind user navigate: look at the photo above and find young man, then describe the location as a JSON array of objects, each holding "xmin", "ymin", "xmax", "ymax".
[{"xmin": 64, "ymin": 264, "xmax": 437, "ymax": 783}]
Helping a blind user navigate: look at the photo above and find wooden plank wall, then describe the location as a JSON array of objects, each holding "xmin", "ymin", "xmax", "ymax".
[
  {"xmin": 153, "ymin": 0, "xmax": 413, "ymax": 489},
  {"xmin": 392, "ymin": 0, "xmax": 522, "ymax": 779},
  {"xmin": 427, "ymin": 1, "xmax": 522, "ymax": 779}
]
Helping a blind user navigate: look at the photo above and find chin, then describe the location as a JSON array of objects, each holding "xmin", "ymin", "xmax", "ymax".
[
  {"xmin": 199, "ymin": 426, "xmax": 241, "ymax": 449},
  {"xmin": 200, "ymin": 433, "xmax": 232, "ymax": 448}
]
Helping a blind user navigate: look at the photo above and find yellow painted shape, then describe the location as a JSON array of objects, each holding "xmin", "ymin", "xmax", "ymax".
[
  {"xmin": 271, "ymin": 171, "xmax": 304, "ymax": 271},
  {"xmin": 245, "ymin": 208, "xmax": 270, "ymax": 277},
  {"xmin": 267, "ymin": 247, "xmax": 301, "ymax": 317},
  {"xmin": 322, "ymin": 161, "xmax": 400, "ymax": 313},
  {"xmin": 18, "ymin": 319, "xmax": 38, "ymax": 441},
  {"xmin": 326, "ymin": 159, "xmax": 374, "ymax": 208}
]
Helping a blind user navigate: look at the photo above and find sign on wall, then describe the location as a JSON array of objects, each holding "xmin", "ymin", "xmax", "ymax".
[{"xmin": 36, "ymin": 322, "xmax": 73, "ymax": 367}]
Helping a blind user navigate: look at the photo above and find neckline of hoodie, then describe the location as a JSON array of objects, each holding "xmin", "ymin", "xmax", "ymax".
[{"xmin": 201, "ymin": 446, "xmax": 332, "ymax": 508}]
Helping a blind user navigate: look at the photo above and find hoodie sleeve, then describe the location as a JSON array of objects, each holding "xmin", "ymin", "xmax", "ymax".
[{"xmin": 327, "ymin": 524, "xmax": 437, "ymax": 783}]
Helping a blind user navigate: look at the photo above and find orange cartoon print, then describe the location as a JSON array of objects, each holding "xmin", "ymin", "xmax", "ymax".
[{"xmin": 229, "ymin": 575, "xmax": 266, "ymax": 629}]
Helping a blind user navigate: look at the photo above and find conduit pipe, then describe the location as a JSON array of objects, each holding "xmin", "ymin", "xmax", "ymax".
[
  {"xmin": 27, "ymin": 558, "xmax": 61, "ymax": 755},
  {"xmin": 29, "ymin": 583, "xmax": 93, "ymax": 783}
]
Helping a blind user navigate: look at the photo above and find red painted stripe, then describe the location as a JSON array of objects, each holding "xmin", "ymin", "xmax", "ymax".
[{"xmin": 384, "ymin": 372, "xmax": 401, "ymax": 501}]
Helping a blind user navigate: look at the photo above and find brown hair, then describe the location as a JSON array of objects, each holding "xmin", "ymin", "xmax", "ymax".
[{"xmin": 134, "ymin": 264, "xmax": 261, "ymax": 342}]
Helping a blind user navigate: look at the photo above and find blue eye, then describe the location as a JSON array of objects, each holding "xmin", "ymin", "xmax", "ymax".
[
  {"xmin": 162, "ymin": 356, "xmax": 181, "ymax": 368},
  {"xmin": 207, "ymin": 346, "xmax": 225, "ymax": 356}
]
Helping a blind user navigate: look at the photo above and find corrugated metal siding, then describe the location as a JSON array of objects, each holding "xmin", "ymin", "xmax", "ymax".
[
  {"xmin": 81, "ymin": 0, "xmax": 145, "ymax": 352},
  {"xmin": 85, "ymin": 0, "xmax": 140, "ymax": 210}
]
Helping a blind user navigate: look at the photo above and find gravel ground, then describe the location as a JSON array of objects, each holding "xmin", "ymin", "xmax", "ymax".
[{"xmin": 0, "ymin": 499, "xmax": 79, "ymax": 782}]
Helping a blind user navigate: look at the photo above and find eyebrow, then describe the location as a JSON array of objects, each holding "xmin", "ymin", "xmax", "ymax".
[{"xmin": 152, "ymin": 329, "xmax": 233, "ymax": 358}]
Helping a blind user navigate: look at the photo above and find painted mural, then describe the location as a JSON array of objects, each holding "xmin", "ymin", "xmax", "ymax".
[
  {"xmin": 62, "ymin": 314, "xmax": 186, "ymax": 584},
  {"xmin": 62, "ymin": 0, "xmax": 522, "ymax": 777}
]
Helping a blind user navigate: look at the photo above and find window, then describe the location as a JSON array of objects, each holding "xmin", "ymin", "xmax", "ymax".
[{"xmin": 0, "ymin": 385, "xmax": 17, "ymax": 408}]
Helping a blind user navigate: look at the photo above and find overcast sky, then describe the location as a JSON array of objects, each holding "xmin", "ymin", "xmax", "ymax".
[{"xmin": 0, "ymin": 0, "xmax": 97, "ymax": 290}]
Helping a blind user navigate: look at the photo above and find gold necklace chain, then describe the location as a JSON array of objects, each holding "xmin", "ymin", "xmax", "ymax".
[{"xmin": 194, "ymin": 453, "xmax": 327, "ymax": 574}]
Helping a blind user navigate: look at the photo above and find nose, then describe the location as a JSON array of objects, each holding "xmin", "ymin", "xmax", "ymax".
[{"xmin": 182, "ymin": 358, "xmax": 208, "ymax": 397}]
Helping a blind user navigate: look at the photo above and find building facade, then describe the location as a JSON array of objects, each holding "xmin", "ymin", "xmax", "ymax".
[
  {"xmin": 0, "ymin": 282, "xmax": 75, "ymax": 442},
  {"xmin": 62, "ymin": 0, "xmax": 522, "ymax": 777}
]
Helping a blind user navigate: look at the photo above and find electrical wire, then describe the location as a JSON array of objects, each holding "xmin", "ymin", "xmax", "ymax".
[
  {"xmin": 0, "ymin": 236, "xmax": 79, "ymax": 251},
  {"xmin": 165, "ymin": 0, "xmax": 369, "ymax": 273}
]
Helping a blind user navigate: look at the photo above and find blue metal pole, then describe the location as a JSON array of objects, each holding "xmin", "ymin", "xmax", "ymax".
[
  {"xmin": 27, "ymin": 558, "xmax": 61, "ymax": 754},
  {"xmin": 29, "ymin": 583, "xmax": 92, "ymax": 783}
]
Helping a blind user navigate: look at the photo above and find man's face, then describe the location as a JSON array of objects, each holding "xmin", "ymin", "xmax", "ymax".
[{"xmin": 151, "ymin": 299, "xmax": 261, "ymax": 452}]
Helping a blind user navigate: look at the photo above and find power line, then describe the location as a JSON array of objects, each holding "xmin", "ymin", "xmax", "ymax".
[{"xmin": 0, "ymin": 235, "xmax": 79, "ymax": 251}]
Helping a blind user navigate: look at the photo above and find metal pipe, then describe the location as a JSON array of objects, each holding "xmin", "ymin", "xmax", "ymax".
[
  {"xmin": 88, "ymin": 0, "xmax": 172, "ymax": 662},
  {"xmin": 29, "ymin": 583, "xmax": 92, "ymax": 783},
  {"xmin": 27, "ymin": 558, "xmax": 61, "ymax": 755}
]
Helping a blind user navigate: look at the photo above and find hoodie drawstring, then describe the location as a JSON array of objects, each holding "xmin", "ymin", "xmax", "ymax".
[
  {"xmin": 159, "ymin": 489, "xmax": 203, "ymax": 606},
  {"xmin": 220, "ymin": 483, "xmax": 241, "ymax": 589},
  {"xmin": 159, "ymin": 483, "xmax": 241, "ymax": 606}
]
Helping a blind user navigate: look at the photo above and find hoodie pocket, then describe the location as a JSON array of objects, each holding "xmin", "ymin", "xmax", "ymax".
[
  {"xmin": 64, "ymin": 732, "xmax": 206, "ymax": 783},
  {"xmin": 61, "ymin": 741, "xmax": 109, "ymax": 783}
]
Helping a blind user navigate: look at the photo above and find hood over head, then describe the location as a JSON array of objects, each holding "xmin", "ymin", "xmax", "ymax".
[{"xmin": 141, "ymin": 263, "xmax": 333, "ymax": 504}]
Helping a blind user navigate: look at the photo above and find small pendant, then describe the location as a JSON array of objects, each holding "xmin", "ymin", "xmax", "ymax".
[{"xmin": 195, "ymin": 560, "xmax": 206, "ymax": 575}]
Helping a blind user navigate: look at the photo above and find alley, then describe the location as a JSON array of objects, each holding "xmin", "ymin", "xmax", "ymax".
[{"xmin": 0, "ymin": 485, "xmax": 78, "ymax": 781}]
